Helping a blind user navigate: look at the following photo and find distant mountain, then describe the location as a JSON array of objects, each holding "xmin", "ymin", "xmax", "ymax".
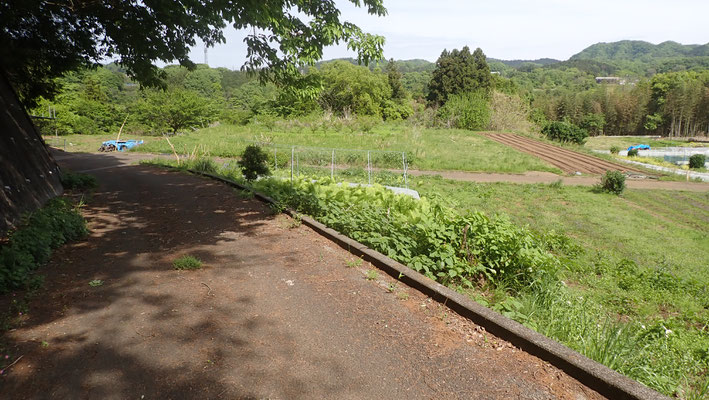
[
  {"xmin": 314, "ymin": 58, "xmax": 435, "ymax": 73},
  {"xmin": 570, "ymin": 40, "xmax": 709, "ymax": 61},
  {"xmin": 316, "ymin": 40, "xmax": 709, "ymax": 78},
  {"xmin": 489, "ymin": 58, "xmax": 560, "ymax": 68}
]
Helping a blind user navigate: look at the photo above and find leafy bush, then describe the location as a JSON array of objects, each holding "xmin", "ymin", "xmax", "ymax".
[
  {"xmin": 438, "ymin": 91, "xmax": 490, "ymax": 131},
  {"xmin": 173, "ymin": 255, "xmax": 202, "ymax": 270},
  {"xmin": 253, "ymin": 177, "xmax": 558, "ymax": 290},
  {"xmin": 689, "ymin": 154, "xmax": 706, "ymax": 169},
  {"xmin": 627, "ymin": 148, "xmax": 639, "ymax": 157},
  {"xmin": 60, "ymin": 171, "xmax": 98, "ymax": 191},
  {"xmin": 0, "ymin": 198, "xmax": 87, "ymax": 293},
  {"xmin": 238, "ymin": 145, "xmax": 271, "ymax": 181},
  {"xmin": 598, "ymin": 170, "xmax": 626, "ymax": 195},
  {"xmin": 610, "ymin": 146, "xmax": 620, "ymax": 155},
  {"xmin": 542, "ymin": 121, "xmax": 588, "ymax": 144},
  {"xmin": 381, "ymin": 99, "xmax": 413, "ymax": 121}
]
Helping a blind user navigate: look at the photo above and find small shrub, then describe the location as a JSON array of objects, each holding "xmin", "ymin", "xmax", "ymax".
[
  {"xmin": 60, "ymin": 171, "xmax": 98, "ymax": 191},
  {"xmin": 689, "ymin": 154, "xmax": 706, "ymax": 169},
  {"xmin": 598, "ymin": 170, "xmax": 626, "ymax": 195},
  {"xmin": 173, "ymin": 255, "xmax": 202, "ymax": 270},
  {"xmin": 610, "ymin": 146, "xmax": 620, "ymax": 155},
  {"xmin": 238, "ymin": 145, "xmax": 271, "ymax": 182},
  {"xmin": 191, "ymin": 157, "xmax": 217, "ymax": 174},
  {"xmin": 0, "ymin": 198, "xmax": 87, "ymax": 293},
  {"xmin": 627, "ymin": 148, "xmax": 639, "ymax": 157},
  {"xmin": 542, "ymin": 121, "xmax": 588, "ymax": 144},
  {"xmin": 548, "ymin": 179, "xmax": 563, "ymax": 189}
]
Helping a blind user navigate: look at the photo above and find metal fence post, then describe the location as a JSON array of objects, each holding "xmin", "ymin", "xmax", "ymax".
[
  {"xmin": 402, "ymin": 152, "xmax": 408, "ymax": 188},
  {"xmin": 367, "ymin": 151, "xmax": 372, "ymax": 185},
  {"xmin": 290, "ymin": 146, "xmax": 294, "ymax": 183}
]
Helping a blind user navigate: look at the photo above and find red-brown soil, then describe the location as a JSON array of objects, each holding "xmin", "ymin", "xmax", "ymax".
[{"xmin": 483, "ymin": 133, "xmax": 649, "ymax": 175}]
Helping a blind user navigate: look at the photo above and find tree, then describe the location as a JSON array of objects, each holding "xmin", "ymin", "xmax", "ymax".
[
  {"xmin": 317, "ymin": 61, "xmax": 391, "ymax": 117},
  {"xmin": 137, "ymin": 89, "xmax": 216, "ymax": 134},
  {"xmin": 427, "ymin": 46, "xmax": 492, "ymax": 105},
  {"xmin": 0, "ymin": 0, "xmax": 387, "ymax": 107},
  {"xmin": 385, "ymin": 59, "xmax": 407, "ymax": 100}
]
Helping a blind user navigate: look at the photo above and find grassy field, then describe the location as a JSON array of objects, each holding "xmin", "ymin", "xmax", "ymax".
[
  {"xmin": 44, "ymin": 134, "xmax": 154, "ymax": 153},
  {"xmin": 412, "ymin": 176, "xmax": 709, "ymax": 395},
  {"xmin": 411, "ymin": 176, "xmax": 709, "ymax": 394},
  {"xmin": 45, "ymin": 123, "xmax": 562, "ymax": 174}
]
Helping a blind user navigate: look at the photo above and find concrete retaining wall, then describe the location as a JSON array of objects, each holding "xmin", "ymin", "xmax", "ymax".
[{"xmin": 0, "ymin": 73, "xmax": 63, "ymax": 235}]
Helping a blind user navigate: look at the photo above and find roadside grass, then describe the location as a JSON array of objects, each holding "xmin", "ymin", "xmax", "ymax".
[
  {"xmin": 615, "ymin": 155, "xmax": 709, "ymax": 174},
  {"xmin": 60, "ymin": 171, "xmax": 98, "ymax": 191},
  {"xmin": 413, "ymin": 176, "xmax": 709, "ymax": 396},
  {"xmin": 127, "ymin": 123, "xmax": 561, "ymax": 174}
]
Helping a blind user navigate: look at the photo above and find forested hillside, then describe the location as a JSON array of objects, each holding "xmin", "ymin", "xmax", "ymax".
[{"xmin": 33, "ymin": 40, "xmax": 709, "ymax": 139}]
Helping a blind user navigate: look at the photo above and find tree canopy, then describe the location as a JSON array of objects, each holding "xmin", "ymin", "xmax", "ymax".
[
  {"xmin": 0, "ymin": 0, "xmax": 387, "ymax": 107},
  {"xmin": 427, "ymin": 46, "xmax": 492, "ymax": 105}
]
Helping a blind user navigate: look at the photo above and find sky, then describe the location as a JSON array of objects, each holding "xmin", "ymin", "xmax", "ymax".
[{"xmin": 185, "ymin": 0, "xmax": 709, "ymax": 69}]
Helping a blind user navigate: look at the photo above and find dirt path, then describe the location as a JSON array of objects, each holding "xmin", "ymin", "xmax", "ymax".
[
  {"xmin": 1, "ymin": 151, "xmax": 604, "ymax": 399},
  {"xmin": 483, "ymin": 133, "xmax": 649, "ymax": 175}
]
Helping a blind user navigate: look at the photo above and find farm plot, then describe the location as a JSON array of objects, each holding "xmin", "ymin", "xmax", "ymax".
[{"xmin": 484, "ymin": 133, "xmax": 649, "ymax": 175}]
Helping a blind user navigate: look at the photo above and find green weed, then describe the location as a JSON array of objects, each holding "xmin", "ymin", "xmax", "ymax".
[
  {"xmin": 345, "ymin": 258, "xmax": 363, "ymax": 268},
  {"xmin": 0, "ymin": 198, "xmax": 87, "ymax": 294},
  {"xmin": 365, "ymin": 269, "xmax": 379, "ymax": 280},
  {"xmin": 173, "ymin": 255, "xmax": 202, "ymax": 270},
  {"xmin": 88, "ymin": 279, "xmax": 103, "ymax": 287},
  {"xmin": 60, "ymin": 171, "xmax": 98, "ymax": 191},
  {"xmin": 191, "ymin": 157, "xmax": 218, "ymax": 174}
]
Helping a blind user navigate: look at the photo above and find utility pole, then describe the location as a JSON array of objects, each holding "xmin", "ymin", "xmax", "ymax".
[{"xmin": 203, "ymin": 46, "xmax": 208, "ymax": 66}]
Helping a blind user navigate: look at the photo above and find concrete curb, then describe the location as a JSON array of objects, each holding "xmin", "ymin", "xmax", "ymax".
[{"xmin": 190, "ymin": 170, "xmax": 668, "ymax": 400}]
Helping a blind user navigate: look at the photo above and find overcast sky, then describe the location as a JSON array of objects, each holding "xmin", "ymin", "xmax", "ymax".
[{"xmin": 185, "ymin": 0, "xmax": 709, "ymax": 69}]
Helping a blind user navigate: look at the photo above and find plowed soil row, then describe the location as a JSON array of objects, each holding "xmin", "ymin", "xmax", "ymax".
[{"xmin": 484, "ymin": 133, "xmax": 649, "ymax": 175}]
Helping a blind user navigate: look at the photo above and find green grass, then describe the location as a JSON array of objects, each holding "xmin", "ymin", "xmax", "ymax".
[
  {"xmin": 60, "ymin": 171, "xmax": 98, "ymax": 191},
  {"xmin": 617, "ymin": 155, "xmax": 709, "ymax": 174},
  {"xmin": 414, "ymin": 177, "xmax": 709, "ymax": 292},
  {"xmin": 172, "ymin": 255, "xmax": 202, "ymax": 270},
  {"xmin": 413, "ymin": 176, "xmax": 709, "ymax": 396},
  {"xmin": 584, "ymin": 136, "xmax": 708, "ymax": 151},
  {"xmin": 49, "ymin": 122, "xmax": 561, "ymax": 174},
  {"xmin": 43, "ymin": 134, "xmax": 154, "ymax": 153}
]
